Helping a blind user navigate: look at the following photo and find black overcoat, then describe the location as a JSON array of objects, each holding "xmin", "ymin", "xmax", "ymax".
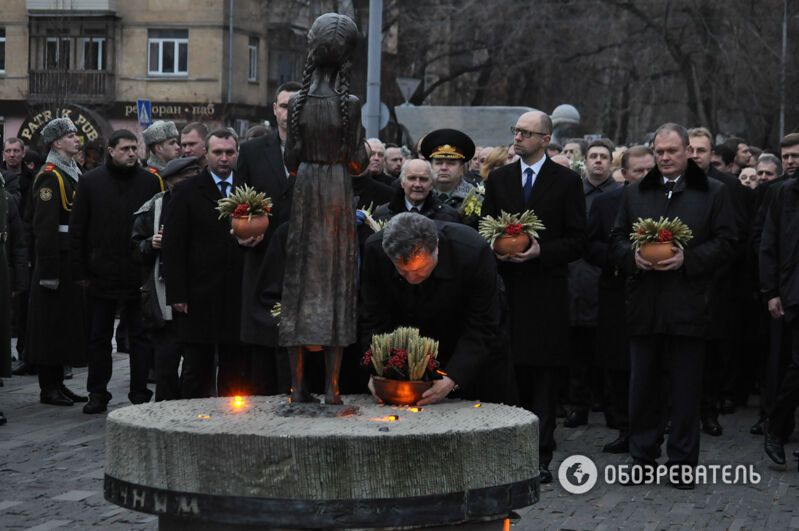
[
  {"xmin": 609, "ymin": 160, "xmax": 737, "ymax": 338},
  {"xmin": 372, "ymin": 187, "xmax": 460, "ymax": 223},
  {"xmin": 483, "ymin": 158, "xmax": 586, "ymax": 367},
  {"xmin": 162, "ymin": 169, "xmax": 245, "ymax": 344},
  {"xmin": 236, "ymin": 133, "xmax": 294, "ymax": 345},
  {"xmin": 25, "ymin": 162, "xmax": 86, "ymax": 366},
  {"xmin": 69, "ymin": 161, "xmax": 164, "ymax": 299},
  {"xmin": 760, "ymin": 177, "xmax": 799, "ymax": 321},
  {"xmin": 585, "ymin": 186, "xmax": 628, "ymax": 370},
  {"xmin": 359, "ymin": 222, "xmax": 516, "ymax": 404}
]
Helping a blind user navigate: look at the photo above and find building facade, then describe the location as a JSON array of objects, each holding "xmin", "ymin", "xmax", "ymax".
[{"xmin": 0, "ymin": 0, "xmax": 327, "ymax": 151}]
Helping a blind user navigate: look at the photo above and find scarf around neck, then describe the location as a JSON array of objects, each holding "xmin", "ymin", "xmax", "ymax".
[{"xmin": 46, "ymin": 149, "xmax": 82, "ymax": 182}]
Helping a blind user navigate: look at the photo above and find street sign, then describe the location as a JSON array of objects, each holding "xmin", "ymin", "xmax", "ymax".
[
  {"xmin": 396, "ymin": 77, "xmax": 421, "ymax": 104},
  {"xmin": 136, "ymin": 99, "xmax": 152, "ymax": 129},
  {"xmin": 361, "ymin": 102, "xmax": 390, "ymax": 131}
]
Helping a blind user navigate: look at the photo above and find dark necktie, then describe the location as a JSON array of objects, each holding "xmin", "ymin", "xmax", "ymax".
[
  {"xmin": 218, "ymin": 180, "xmax": 230, "ymax": 198},
  {"xmin": 664, "ymin": 180, "xmax": 676, "ymax": 197},
  {"xmin": 523, "ymin": 168, "xmax": 533, "ymax": 202},
  {"xmin": 410, "ymin": 207, "xmax": 421, "ymax": 214},
  {"xmin": 438, "ymin": 192, "xmax": 449, "ymax": 203}
]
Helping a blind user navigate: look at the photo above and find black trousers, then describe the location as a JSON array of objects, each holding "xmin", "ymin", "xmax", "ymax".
[
  {"xmin": 181, "ymin": 343, "xmax": 251, "ymax": 398},
  {"xmin": 37, "ymin": 364, "xmax": 64, "ymax": 392},
  {"xmin": 604, "ymin": 368, "xmax": 629, "ymax": 431},
  {"xmin": 767, "ymin": 317, "xmax": 799, "ymax": 440},
  {"xmin": 516, "ymin": 365, "xmax": 559, "ymax": 467},
  {"xmin": 12, "ymin": 289, "xmax": 28, "ymax": 359},
  {"xmin": 701, "ymin": 339, "xmax": 723, "ymax": 417},
  {"xmin": 152, "ymin": 323, "xmax": 182, "ymax": 401},
  {"xmin": 763, "ymin": 316, "xmax": 793, "ymax": 416},
  {"xmin": 250, "ymin": 346, "xmax": 282, "ymax": 396},
  {"xmin": 629, "ymin": 335, "xmax": 704, "ymax": 466},
  {"xmin": 568, "ymin": 325, "xmax": 597, "ymax": 413},
  {"xmin": 86, "ymin": 296, "xmax": 151, "ymax": 400}
]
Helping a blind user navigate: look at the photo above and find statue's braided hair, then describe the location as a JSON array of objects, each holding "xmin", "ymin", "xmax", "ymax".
[{"xmin": 288, "ymin": 13, "xmax": 358, "ymax": 162}]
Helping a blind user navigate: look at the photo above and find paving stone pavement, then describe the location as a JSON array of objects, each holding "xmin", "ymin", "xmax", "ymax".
[{"xmin": 2, "ymin": 344, "xmax": 799, "ymax": 530}]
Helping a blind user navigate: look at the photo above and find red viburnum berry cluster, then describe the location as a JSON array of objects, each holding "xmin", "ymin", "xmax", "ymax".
[
  {"xmin": 427, "ymin": 356, "xmax": 439, "ymax": 372},
  {"xmin": 361, "ymin": 348, "xmax": 373, "ymax": 368},
  {"xmin": 233, "ymin": 204, "xmax": 250, "ymax": 217},
  {"xmin": 386, "ymin": 348, "xmax": 408, "ymax": 370},
  {"xmin": 657, "ymin": 229, "xmax": 673, "ymax": 242},
  {"xmin": 504, "ymin": 223, "xmax": 523, "ymax": 236}
]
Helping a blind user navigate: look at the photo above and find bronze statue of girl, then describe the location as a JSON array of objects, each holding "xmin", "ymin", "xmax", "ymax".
[{"xmin": 279, "ymin": 13, "xmax": 368, "ymax": 405}]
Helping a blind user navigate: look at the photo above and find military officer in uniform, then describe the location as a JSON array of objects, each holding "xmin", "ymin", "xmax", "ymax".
[
  {"xmin": 26, "ymin": 118, "xmax": 88, "ymax": 406},
  {"xmin": 142, "ymin": 120, "xmax": 181, "ymax": 176}
]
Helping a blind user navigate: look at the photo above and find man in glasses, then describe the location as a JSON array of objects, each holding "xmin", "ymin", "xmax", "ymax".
[{"xmin": 483, "ymin": 110, "xmax": 586, "ymax": 484}]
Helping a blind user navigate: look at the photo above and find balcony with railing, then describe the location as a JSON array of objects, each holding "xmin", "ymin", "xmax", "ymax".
[{"xmin": 28, "ymin": 70, "xmax": 115, "ymax": 104}]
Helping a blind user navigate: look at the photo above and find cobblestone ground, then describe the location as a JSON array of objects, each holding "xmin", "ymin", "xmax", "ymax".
[{"xmin": 2, "ymin": 342, "xmax": 799, "ymax": 530}]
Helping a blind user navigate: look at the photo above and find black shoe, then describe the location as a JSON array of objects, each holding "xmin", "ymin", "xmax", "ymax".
[
  {"xmin": 12, "ymin": 362, "xmax": 37, "ymax": 375},
  {"xmin": 83, "ymin": 393, "xmax": 109, "ymax": 414},
  {"xmin": 602, "ymin": 432, "xmax": 630, "ymax": 454},
  {"xmin": 0, "ymin": 411, "xmax": 5, "ymax": 425},
  {"xmin": 63, "ymin": 366, "xmax": 73, "ymax": 380},
  {"xmin": 719, "ymin": 399, "xmax": 736, "ymax": 415},
  {"xmin": 40, "ymin": 389, "xmax": 74, "ymax": 406},
  {"xmin": 765, "ymin": 433, "xmax": 786, "ymax": 465},
  {"xmin": 670, "ymin": 476, "xmax": 696, "ymax": 490},
  {"xmin": 539, "ymin": 464, "xmax": 553, "ymax": 484},
  {"xmin": 750, "ymin": 416, "xmax": 766, "ymax": 435},
  {"xmin": 129, "ymin": 389, "xmax": 153, "ymax": 405},
  {"xmin": 702, "ymin": 415, "xmax": 723, "ymax": 437},
  {"xmin": 564, "ymin": 409, "xmax": 588, "ymax": 428},
  {"xmin": 61, "ymin": 386, "xmax": 88, "ymax": 403}
]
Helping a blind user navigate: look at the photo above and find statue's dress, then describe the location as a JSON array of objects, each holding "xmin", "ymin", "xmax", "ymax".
[{"xmin": 278, "ymin": 92, "xmax": 367, "ymax": 347}]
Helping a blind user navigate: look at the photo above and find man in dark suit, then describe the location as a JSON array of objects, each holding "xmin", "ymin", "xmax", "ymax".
[
  {"xmin": 585, "ymin": 145, "xmax": 655, "ymax": 454},
  {"xmin": 162, "ymin": 129, "xmax": 250, "ymax": 398},
  {"xmin": 610, "ymin": 123, "xmax": 736, "ymax": 489},
  {"xmin": 236, "ymin": 81, "xmax": 299, "ymax": 395},
  {"xmin": 483, "ymin": 110, "xmax": 587, "ymax": 483},
  {"xmin": 359, "ymin": 213, "xmax": 515, "ymax": 406},
  {"xmin": 687, "ymin": 127, "xmax": 756, "ymax": 436}
]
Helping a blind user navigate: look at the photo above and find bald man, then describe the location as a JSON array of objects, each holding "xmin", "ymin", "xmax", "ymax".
[{"xmin": 483, "ymin": 110, "xmax": 586, "ymax": 484}]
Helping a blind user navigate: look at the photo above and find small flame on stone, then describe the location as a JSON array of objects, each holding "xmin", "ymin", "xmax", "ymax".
[
  {"xmin": 196, "ymin": 414, "xmax": 210, "ymax": 420},
  {"xmin": 409, "ymin": 407, "xmax": 422, "ymax": 413},
  {"xmin": 231, "ymin": 395, "xmax": 247, "ymax": 410},
  {"xmin": 473, "ymin": 403, "xmax": 482, "ymax": 408}
]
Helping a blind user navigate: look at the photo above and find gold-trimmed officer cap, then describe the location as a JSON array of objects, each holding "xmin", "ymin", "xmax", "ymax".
[{"xmin": 419, "ymin": 128, "xmax": 475, "ymax": 162}]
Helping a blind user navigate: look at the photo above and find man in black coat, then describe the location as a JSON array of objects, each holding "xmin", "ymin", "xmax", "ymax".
[
  {"xmin": 236, "ymin": 81, "xmax": 299, "ymax": 395},
  {"xmin": 162, "ymin": 129, "xmax": 250, "ymax": 398},
  {"xmin": 70, "ymin": 129, "xmax": 165, "ymax": 413},
  {"xmin": 687, "ymin": 127, "xmax": 756, "ymax": 435},
  {"xmin": 585, "ymin": 145, "xmax": 655, "ymax": 454},
  {"xmin": 359, "ymin": 213, "xmax": 515, "ymax": 406},
  {"xmin": 610, "ymin": 123, "xmax": 736, "ymax": 488},
  {"xmin": 483, "ymin": 110, "xmax": 586, "ymax": 483},
  {"xmin": 761, "ymin": 174, "xmax": 799, "ymax": 465},
  {"xmin": 372, "ymin": 159, "xmax": 460, "ymax": 223}
]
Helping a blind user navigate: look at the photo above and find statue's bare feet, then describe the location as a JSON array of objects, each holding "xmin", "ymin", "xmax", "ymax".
[
  {"xmin": 290, "ymin": 391, "xmax": 320, "ymax": 404},
  {"xmin": 325, "ymin": 394, "xmax": 343, "ymax": 405}
]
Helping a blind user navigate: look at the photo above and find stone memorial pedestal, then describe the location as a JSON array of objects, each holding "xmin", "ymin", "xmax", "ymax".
[{"xmin": 104, "ymin": 395, "xmax": 539, "ymax": 530}]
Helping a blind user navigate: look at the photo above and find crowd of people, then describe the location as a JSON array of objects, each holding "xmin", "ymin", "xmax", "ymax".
[{"xmin": 2, "ymin": 80, "xmax": 799, "ymax": 491}]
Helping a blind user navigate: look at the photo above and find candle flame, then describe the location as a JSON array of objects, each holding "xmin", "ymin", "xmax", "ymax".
[
  {"xmin": 409, "ymin": 407, "xmax": 422, "ymax": 413},
  {"xmin": 231, "ymin": 395, "xmax": 247, "ymax": 410},
  {"xmin": 370, "ymin": 415, "xmax": 400, "ymax": 422},
  {"xmin": 196, "ymin": 414, "xmax": 210, "ymax": 420},
  {"xmin": 473, "ymin": 403, "xmax": 482, "ymax": 408}
]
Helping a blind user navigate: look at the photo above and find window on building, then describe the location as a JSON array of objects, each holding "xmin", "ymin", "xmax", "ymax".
[
  {"xmin": 248, "ymin": 36, "xmax": 258, "ymax": 82},
  {"xmin": 0, "ymin": 28, "xmax": 6, "ymax": 74},
  {"xmin": 79, "ymin": 37, "xmax": 105, "ymax": 70},
  {"xmin": 45, "ymin": 37, "xmax": 71, "ymax": 69},
  {"xmin": 148, "ymin": 29, "xmax": 188, "ymax": 75}
]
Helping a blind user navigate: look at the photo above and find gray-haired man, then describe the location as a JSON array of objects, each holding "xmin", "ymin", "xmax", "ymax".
[{"xmin": 359, "ymin": 213, "xmax": 516, "ymax": 406}]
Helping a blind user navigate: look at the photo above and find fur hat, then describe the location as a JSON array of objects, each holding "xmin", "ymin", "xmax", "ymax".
[
  {"xmin": 142, "ymin": 121, "xmax": 179, "ymax": 147},
  {"xmin": 41, "ymin": 117, "xmax": 78, "ymax": 146},
  {"xmin": 162, "ymin": 156, "xmax": 202, "ymax": 180}
]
